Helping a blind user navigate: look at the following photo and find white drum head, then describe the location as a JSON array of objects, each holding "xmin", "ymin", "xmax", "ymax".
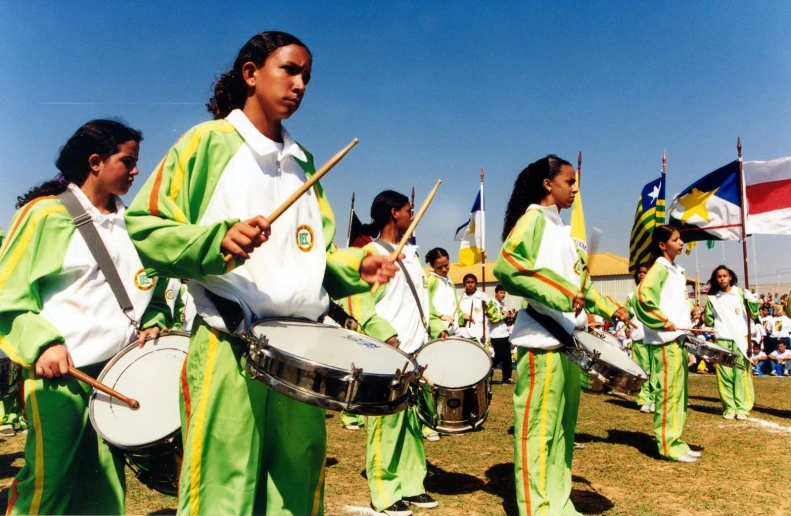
[
  {"xmin": 250, "ymin": 319, "xmax": 414, "ymax": 375},
  {"xmin": 415, "ymin": 338, "xmax": 492, "ymax": 388},
  {"xmin": 90, "ymin": 332, "xmax": 189, "ymax": 449},
  {"xmin": 574, "ymin": 331, "xmax": 646, "ymax": 377}
]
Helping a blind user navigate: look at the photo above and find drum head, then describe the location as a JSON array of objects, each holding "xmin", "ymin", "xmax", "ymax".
[
  {"xmin": 250, "ymin": 319, "xmax": 414, "ymax": 375},
  {"xmin": 573, "ymin": 331, "xmax": 646, "ymax": 378},
  {"xmin": 415, "ymin": 338, "xmax": 492, "ymax": 388},
  {"xmin": 90, "ymin": 332, "xmax": 189, "ymax": 449}
]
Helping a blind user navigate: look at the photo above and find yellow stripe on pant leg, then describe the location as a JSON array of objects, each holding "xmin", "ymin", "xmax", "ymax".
[
  {"xmin": 373, "ymin": 417, "xmax": 391, "ymax": 508},
  {"xmin": 743, "ymin": 357, "xmax": 753, "ymax": 409},
  {"xmin": 27, "ymin": 378, "xmax": 44, "ymax": 516},
  {"xmin": 538, "ymin": 351, "xmax": 554, "ymax": 514},
  {"xmin": 671, "ymin": 343, "xmax": 680, "ymax": 440},
  {"xmin": 310, "ymin": 440, "xmax": 327, "ymax": 516},
  {"xmin": 188, "ymin": 329, "xmax": 221, "ymax": 516},
  {"xmin": 716, "ymin": 365, "xmax": 727, "ymax": 405}
]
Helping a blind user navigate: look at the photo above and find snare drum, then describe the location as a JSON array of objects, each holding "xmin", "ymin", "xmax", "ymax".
[
  {"xmin": 89, "ymin": 332, "xmax": 189, "ymax": 496},
  {"xmin": 568, "ymin": 330, "xmax": 648, "ymax": 395},
  {"xmin": 245, "ymin": 319, "xmax": 422, "ymax": 415},
  {"xmin": 682, "ymin": 334, "xmax": 742, "ymax": 369},
  {"xmin": 413, "ymin": 338, "xmax": 492, "ymax": 434}
]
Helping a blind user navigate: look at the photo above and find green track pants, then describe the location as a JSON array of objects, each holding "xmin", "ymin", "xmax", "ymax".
[
  {"xmin": 649, "ymin": 340, "xmax": 690, "ymax": 461},
  {"xmin": 365, "ymin": 407, "xmax": 427, "ymax": 511},
  {"xmin": 714, "ymin": 339, "xmax": 753, "ymax": 417},
  {"xmin": 513, "ymin": 347, "xmax": 581, "ymax": 516},
  {"xmin": 178, "ymin": 320, "xmax": 326, "ymax": 516},
  {"xmin": 632, "ymin": 341, "xmax": 656, "ymax": 407},
  {"xmin": 341, "ymin": 411, "xmax": 365, "ymax": 428},
  {"xmin": 6, "ymin": 364, "xmax": 125, "ymax": 515}
]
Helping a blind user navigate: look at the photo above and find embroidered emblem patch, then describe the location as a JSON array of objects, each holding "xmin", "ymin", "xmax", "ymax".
[
  {"xmin": 165, "ymin": 288, "xmax": 176, "ymax": 301},
  {"xmin": 134, "ymin": 268, "xmax": 155, "ymax": 291},
  {"xmin": 296, "ymin": 224, "xmax": 315, "ymax": 252},
  {"xmin": 735, "ymin": 307, "xmax": 741, "ymax": 316}
]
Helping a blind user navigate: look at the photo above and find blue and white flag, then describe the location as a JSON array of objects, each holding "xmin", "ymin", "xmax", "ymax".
[{"xmin": 455, "ymin": 191, "xmax": 484, "ymax": 265}]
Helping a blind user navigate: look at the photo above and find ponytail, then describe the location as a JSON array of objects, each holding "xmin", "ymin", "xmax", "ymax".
[{"xmin": 362, "ymin": 190, "xmax": 410, "ymax": 239}]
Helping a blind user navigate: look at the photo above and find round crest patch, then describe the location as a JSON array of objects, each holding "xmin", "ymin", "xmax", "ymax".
[
  {"xmin": 165, "ymin": 288, "xmax": 176, "ymax": 301},
  {"xmin": 296, "ymin": 224, "xmax": 315, "ymax": 252},
  {"xmin": 134, "ymin": 268, "xmax": 155, "ymax": 291}
]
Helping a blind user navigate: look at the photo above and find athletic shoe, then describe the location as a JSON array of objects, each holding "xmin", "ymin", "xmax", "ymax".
[
  {"xmin": 677, "ymin": 453, "xmax": 698, "ymax": 463},
  {"xmin": 343, "ymin": 424, "xmax": 361, "ymax": 431},
  {"xmin": 687, "ymin": 450, "xmax": 702, "ymax": 458},
  {"xmin": 376, "ymin": 501, "xmax": 412, "ymax": 516},
  {"xmin": 650, "ymin": 403, "xmax": 656, "ymax": 413},
  {"xmin": 640, "ymin": 404, "xmax": 652, "ymax": 413},
  {"xmin": 736, "ymin": 414, "xmax": 748, "ymax": 420},
  {"xmin": 425, "ymin": 433, "xmax": 440, "ymax": 442},
  {"xmin": 785, "ymin": 371, "xmax": 790, "ymax": 376},
  {"xmin": 503, "ymin": 379, "xmax": 514, "ymax": 384},
  {"xmin": 0, "ymin": 425, "xmax": 14, "ymax": 437},
  {"xmin": 574, "ymin": 442, "xmax": 585, "ymax": 450},
  {"xmin": 770, "ymin": 371, "xmax": 777, "ymax": 376},
  {"xmin": 403, "ymin": 494, "xmax": 439, "ymax": 509},
  {"xmin": 723, "ymin": 414, "xmax": 735, "ymax": 420}
]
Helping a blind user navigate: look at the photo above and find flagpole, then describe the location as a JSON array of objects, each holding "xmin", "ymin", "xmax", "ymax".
[
  {"xmin": 577, "ymin": 151, "xmax": 582, "ymax": 189},
  {"xmin": 480, "ymin": 166, "xmax": 487, "ymax": 344},
  {"xmin": 345, "ymin": 192, "xmax": 355, "ymax": 247},
  {"xmin": 737, "ymin": 137, "xmax": 754, "ymax": 352},
  {"xmin": 411, "ymin": 186, "xmax": 415, "ymax": 214}
]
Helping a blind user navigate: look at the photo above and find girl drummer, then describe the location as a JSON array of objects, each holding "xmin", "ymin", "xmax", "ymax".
[
  {"xmin": 339, "ymin": 190, "xmax": 447, "ymax": 516},
  {"xmin": 124, "ymin": 31, "xmax": 397, "ymax": 516},
  {"xmin": 635, "ymin": 225, "xmax": 700, "ymax": 463},
  {"xmin": 493, "ymin": 155, "xmax": 630, "ymax": 516},
  {"xmin": 703, "ymin": 265, "xmax": 759, "ymax": 419},
  {"xmin": 627, "ymin": 264, "xmax": 654, "ymax": 413},
  {"xmin": 425, "ymin": 247, "xmax": 459, "ymax": 335},
  {"xmin": 0, "ymin": 120, "xmax": 170, "ymax": 515}
]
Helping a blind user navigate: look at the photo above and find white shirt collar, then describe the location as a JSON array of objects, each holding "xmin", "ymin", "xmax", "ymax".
[
  {"xmin": 715, "ymin": 287, "xmax": 739, "ymax": 298},
  {"xmin": 226, "ymin": 109, "xmax": 307, "ymax": 162},
  {"xmin": 528, "ymin": 204, "xmax": 564, "ymax": 225},
  {"xmin": 655, "ymin": 256, "xmax": 685, "ymax": 274},
  {"xmin": 66, "ymin": 183, "xmax": 125, "ymax": 219}
]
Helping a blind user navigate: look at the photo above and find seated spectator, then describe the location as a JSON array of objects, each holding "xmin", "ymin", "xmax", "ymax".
[
  {"xmin": 750, "ymin": 343, "xmax": 768, "ymax": 376},
  {"xmin": 768, "ymin": 341, "xmax": 791, "ymax": 376}
]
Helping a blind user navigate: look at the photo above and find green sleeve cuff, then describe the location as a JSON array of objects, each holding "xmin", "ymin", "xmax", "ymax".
[{"xmin": 324, "ymin": 247, "xmax": 370, "ymax": 299}]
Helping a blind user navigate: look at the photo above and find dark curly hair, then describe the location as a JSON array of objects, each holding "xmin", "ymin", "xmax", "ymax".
[
  {"xmin": 501, "ymin": 155, "xmax": 572, "ymax": 241},
  {"xmin": 425, "ymin": 247, "xmax": 449, "ymax": 266},
  {"xmin": 360, "ymin": 190, "xmax": 410, "ymax": 238},
  {"xmin": 16, "ymin": 119, "xmax": 143, "ymax": 208},
  {"xmin": 207, "ymin": 31, "xmax": 311, "ymax": 119},
  {"xmin": 707, "ymin": 265, "xmax": 738, "ymax": 295}
]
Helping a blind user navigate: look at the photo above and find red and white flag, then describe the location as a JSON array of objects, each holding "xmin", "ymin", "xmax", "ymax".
[{"xmin": 745, "ymin": 157, "xmax": 791, "ymax": 235}]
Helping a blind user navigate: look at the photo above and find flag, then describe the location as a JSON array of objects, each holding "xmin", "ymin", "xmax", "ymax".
[
  {"xmin": 745, "ymin": 156, "xmax": 791, "ymax": 235},
  {"xmin": 629, "ymin": 174, "xmax": 665, "ymax": 273},
  {"xmin": 455, "ymin": 191, "xmax": 484, "ymax": 265},
  {"xmin": 570, "ymin": 170, "xmax": 587, "ymax": 256},
  {"xmin": 667, "ymin": 161, "xmax": 741, "ymax": 242},
  {"xmin": 348, "ymin": 211, "xmax": 372, "ymax": 248}
]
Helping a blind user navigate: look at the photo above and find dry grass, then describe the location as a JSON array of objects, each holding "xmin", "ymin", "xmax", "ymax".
[{"xmin": 1, "ymin": 372, "xmax": 790, "ymax": 515}]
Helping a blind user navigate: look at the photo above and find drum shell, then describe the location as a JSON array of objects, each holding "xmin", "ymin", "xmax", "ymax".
[
  {"xmin": 116, "ymin": 431, "xmax": 182, "ymax": 497},
  {"xmin": 568, "ymin": 331, "xmax": 648, "ymax": 396},
  {"xmin": 415, "ymin": 378, "xmax": 491, "ymax": 434},
  {"xmin": 683, "ymin": 336, "xmax": 742, "ymax": 369}
]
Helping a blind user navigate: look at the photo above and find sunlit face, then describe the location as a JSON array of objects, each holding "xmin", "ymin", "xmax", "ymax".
[
  {"xmin": 464, "ymin": 277, "xmax": 477, "ymax": 294},
  {"xmin": 392, "ymin": 202, "xmax": 412, "ymax": 233},
  {"xmin": 544, "ymin": 164, "xmax": 578, "ymax": 210},
  {"xmin": 659, "ymin": 230, "xmax": 684, "ymax": 259},
  {"xmin": 495, "ymin": 289, "xmax": 506, "ymax": 302},
  {"xmin": 716, "ymin": 268, "xmax": 732, "ymax": 291},
  {"xmin": 779, "ymin": 343, "xmax": 787, "ymax": 353},
  {"xmin": 248, "ymin": 45, "xmax": 312, "ymax": 121},
  {"xmin": 636, "ymin": 266, "xmax": 648, "ymax": 283},
  {"xmin": 92, "ymin": 140, "xmax": 139, "ymax": 196},
  {"xmin": 431, "ymin": 255, "xmax": 450, "ymax": 278}
]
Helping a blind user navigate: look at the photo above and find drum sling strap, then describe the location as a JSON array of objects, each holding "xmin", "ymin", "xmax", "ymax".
[
  {"xmin": 525, "ymin": 304, "xmax": 577, "ymax": 349},
  {"xmin": 57, "ymin": 189, "xmax": 138, "ymax": 329},
  {"xmin": 378, "ymin": 241, "xmax": 430, "ymax": 336}
]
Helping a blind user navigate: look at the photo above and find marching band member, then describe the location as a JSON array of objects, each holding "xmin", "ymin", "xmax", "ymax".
[
  {"xmin": 635, "ymin": 225, "xmax": 700, "ymax": 463},
  {"xmin": 494, "ymin": 155, "xmax": 629, "ymax": 516},
  {"xmin": 0, "ymin": 120, "xmax": 170, "ymax": 515},
  {"xmin": 456, "ymin": 273, "xmax": 501, "ymax": 346},
  {"xmin": 628, "ymin": 264, "xmax": 655, "ymax": 413},
  {"xmin": 703, "ymin": 265, "xmax": 758, "ymax": 420},
  {"xmin": 339, "ymin": 190, "xmax": 447, "ymax": 516},
  {"xmin": 124, "ymin": 31, "xmax": 397, "ymax": 516},
  {"xmin": 425, "ymin": 247, "xmax": 459, "ymax": 336},
  {"xmin": 489, "ymin": 285, "xmax": 514, "ymax": 383}
]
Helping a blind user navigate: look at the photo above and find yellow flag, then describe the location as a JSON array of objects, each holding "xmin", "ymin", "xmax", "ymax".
[{"xmin": 570, "ymin": 171, "xmax": 587, "ymax": 257}]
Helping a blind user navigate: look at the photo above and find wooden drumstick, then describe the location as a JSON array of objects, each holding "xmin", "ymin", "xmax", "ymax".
[
  {"xmin": 222, "ymin": 138, "xmax": 360, "ymax": 263},
  {"xmin": 370, "ymin": 180, "xmax": 442, "ymax": 294},
  {"xmin": 69, "ymin": 367, "xmax": 140, "ymax": 409}
]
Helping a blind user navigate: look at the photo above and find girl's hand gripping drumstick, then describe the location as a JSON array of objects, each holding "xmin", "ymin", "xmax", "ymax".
[
  {"xmin": 222, "ymin": 138, "xmax": 359, "ymax": 263},
  {"xmin": 69, "ymin": 367, "xmax": 140, "ymax": 409},
  {"xmin": 370, "ymin": 180, "xmax": 442, "ymax": 294}
]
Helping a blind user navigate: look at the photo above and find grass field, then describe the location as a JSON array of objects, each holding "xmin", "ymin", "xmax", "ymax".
[{"xmin": 1, "ymin": 372, "xmax": 790, "ymax": 515}]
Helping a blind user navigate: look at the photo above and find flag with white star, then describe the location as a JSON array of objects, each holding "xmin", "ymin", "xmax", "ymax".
[
  {"xmin": 667, "ymin": 160, "xmax": 742, "ymax": 243},
  {"xmin": 629, "ymin": 174, "xmax": 666, "ymax": 274}
]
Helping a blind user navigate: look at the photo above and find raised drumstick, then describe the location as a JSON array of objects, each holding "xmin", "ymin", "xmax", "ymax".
[
  {"xmin": 223, "ymin": 138, "xmax": 359, "ymax": 263},
  {"xmin": 370, "ymin": 180, "xmax": 442, "ymax": 294},
  {"xmin": 69, "ymin": 367, "xmax": 140, "ymax": 409}
]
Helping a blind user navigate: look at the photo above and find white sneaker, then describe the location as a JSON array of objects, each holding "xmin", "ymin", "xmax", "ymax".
[
  {"xmin": 723, "ymin": 414, "xmax": 735, "ymax": 420},
  {"xmin": 770, "ymin": 371, "xmax": 777, "ymax": 376},
  {"xmin": 649, "ymin": 403, "xmax": 656, "ymax": 413},
  {"xmin": 640, "ymin": 405, "xmax": 651, "ymax": 413},
  {"xmin": 736, "ymin": 414, "xmax": 748, "ymax": 420},
  {"xmin": 425, "ymin": 433, "xmax": 440, "ymax": 442},
  {"xmin": 677, "ymin": 453, "xmax": 698, "ymax": 463},
  {"xmin": 344, "ymin": 424, "xmax": 361, "ymax": 431},
  {"xmin": 687, "ymin": 450, "xmax": 702, "ymax": 458}
]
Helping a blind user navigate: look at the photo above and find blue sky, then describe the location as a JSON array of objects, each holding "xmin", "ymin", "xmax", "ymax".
[{"xmin": 2, "ymin": 2, "xmax": 790, "ymax": 287}]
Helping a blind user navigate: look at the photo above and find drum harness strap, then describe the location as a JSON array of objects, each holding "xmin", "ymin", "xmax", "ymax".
[
  {"xmin": 525, "ymin": 304, "xmax": 577, "ymax": 350},
  {"xmin": 58, "ymin": 190, "xmax": 138, "ymax": 331},
  {"xmin": 378, "ymin": 241, "xmax": 430, "ymax": 338}
]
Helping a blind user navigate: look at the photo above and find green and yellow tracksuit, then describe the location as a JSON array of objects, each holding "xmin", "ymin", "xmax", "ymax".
[
  {"xmin": 0, "ymin": 188, "xmax": 170, "ymax": 515},
  {"xmin": 635, "ymin": 257, "xmax": 694, "ymax": 461},
  {"xmin": 338, "ymin": 241, "xmax": 446, "ymax": 512},
  {"xmin": 704, "ymin": 287, "xmax": 758, "ymax": 417},
  {"xmin": 125, "ymin": 110, "xmax": 370, "ymax": 516},
  {"xmin": 494, "ymin": 204, "xmax": 620, "ymax": 516},
  {"xmin": 627, "ymin": 292, "xmax": 655, "ymax": 407}
]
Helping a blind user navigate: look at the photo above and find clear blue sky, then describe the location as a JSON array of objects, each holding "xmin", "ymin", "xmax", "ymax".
[{"xmin": 2, "ymin": 2, "xmax": 790, "ymax": 287}]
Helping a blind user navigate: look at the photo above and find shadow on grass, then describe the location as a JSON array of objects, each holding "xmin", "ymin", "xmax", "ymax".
[
  {"xmin": 688, "ymin": 394, "xmax": 720, "ymax": 403},
  {"xmin": 0, "ymin": 450, "xmax": 23, "ymax": 509},
  {"xmin": 149, "ymin": 510, "xmax": 176, "ymax": 515},
  {"xmin": 688, "ymin": 403, "xmax": 722, "ymax": 415},
  {"xmin": 482, "ymin": 462, "xmax": 517, "ymax": 515},
  {"xmin": 326, "ymin": 457, "xmax": 339, "ymax": 468},
  {"xmin": 751, "ymin": 405, "xmax": 791, "ymax": 419},
  {"xmin": 571, "ymin": 475, "xmax": 615, "ymax": 514},
  {"xmin": 603, "ymin": 397, "xmax": 641, "ymax": 411},
  {"xmin": 576, "ymin": 429, "xmax": 657, "ymax": 458},
  {"xmin": 425, "ymin": 461, "xmax": 485, "ymax": 495}
]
